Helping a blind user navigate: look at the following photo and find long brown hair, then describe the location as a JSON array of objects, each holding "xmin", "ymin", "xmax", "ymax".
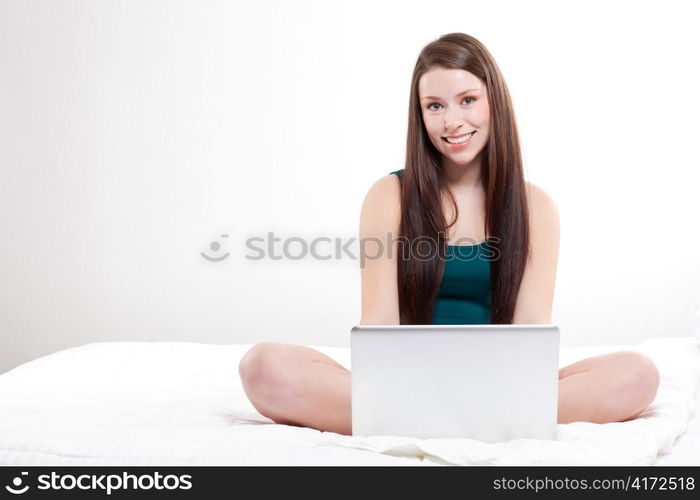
[{"xmin": 397, "ymin": 33, "xmax": 530, "ymax": 325}]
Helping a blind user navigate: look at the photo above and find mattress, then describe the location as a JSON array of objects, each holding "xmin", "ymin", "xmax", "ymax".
[{"xmin": 0, "ymin": 337, "xmax": 698, "ymax": 466}]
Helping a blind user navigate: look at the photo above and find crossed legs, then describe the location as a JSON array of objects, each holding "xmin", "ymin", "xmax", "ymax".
[
  {"xmin": 239, "ymin": 342, "xmax": 353, "ymax": 435},
  {"xmin": 238, "ymin": 342, "xmax": 660, "ymax": 436}
]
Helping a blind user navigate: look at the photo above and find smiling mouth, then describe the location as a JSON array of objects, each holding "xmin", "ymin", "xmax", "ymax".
[{"xmin": 442, "ymin": 131, "xmax": 476, "ymax": 144}]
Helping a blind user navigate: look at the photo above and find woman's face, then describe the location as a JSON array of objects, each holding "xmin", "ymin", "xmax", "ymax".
[{"xmin": 419, "ymin": 67, "xmax": 490, "ymax": 166}]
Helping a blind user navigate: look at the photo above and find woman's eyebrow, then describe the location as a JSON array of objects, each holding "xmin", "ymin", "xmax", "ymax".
[{"xmin": 420, "ymin": 88, "xmax": 481, "ymax": 101}]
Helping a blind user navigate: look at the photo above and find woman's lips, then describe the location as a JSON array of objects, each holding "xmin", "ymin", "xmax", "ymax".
[{"xmin": 442, "ymin": 131, "xmax": 475, "ymax": 149}]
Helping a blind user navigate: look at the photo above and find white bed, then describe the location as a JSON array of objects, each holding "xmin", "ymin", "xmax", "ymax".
[{"xmin": 0, "ymin": 336, "xmax": 698, "ymax": 466}]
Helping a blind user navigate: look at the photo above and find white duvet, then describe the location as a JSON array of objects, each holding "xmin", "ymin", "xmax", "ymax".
[{"xmin": 0, "ymin": 337, "xmax": 698, "ymax": 465}]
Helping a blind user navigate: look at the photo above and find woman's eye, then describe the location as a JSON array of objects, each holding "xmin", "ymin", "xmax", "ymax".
[{"xmin": 427, "ymin": 96, "xmax": 474, "ymax": 111}]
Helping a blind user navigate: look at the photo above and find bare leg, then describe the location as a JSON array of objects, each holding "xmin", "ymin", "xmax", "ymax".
[
  {"xmin": 239, "ymin": 342, "xmax": 352, "ymax": 435},
  {"xmin": 239, "ymin": 344, "xmax": 661, "ymax": 434},
  {"xmin": 557, "ymin": 350, "xmax": 660, "ymax": 424}
]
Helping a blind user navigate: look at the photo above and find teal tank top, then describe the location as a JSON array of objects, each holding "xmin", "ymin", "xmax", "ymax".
[{"xmin": 389, "ymin": 169, "xmax": 492, "ymax": 324}]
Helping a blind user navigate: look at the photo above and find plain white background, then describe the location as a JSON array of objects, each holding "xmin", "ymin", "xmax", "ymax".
[{"xmin": 1, "ymin": 0, "xmax": 698, "ymax": 374}]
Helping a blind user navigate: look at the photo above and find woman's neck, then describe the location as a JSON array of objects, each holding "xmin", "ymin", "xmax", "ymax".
[{"xmin": 441, "ymin": 155, "xmax": 484, "ymax": 191}]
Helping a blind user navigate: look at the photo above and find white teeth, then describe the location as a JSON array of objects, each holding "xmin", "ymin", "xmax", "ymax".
[{"xmin": 445, "ymin": 132, "xmax": 474, "ymax": 144}]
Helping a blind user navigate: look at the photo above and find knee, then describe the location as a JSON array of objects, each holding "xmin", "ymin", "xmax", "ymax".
[
  {"xmin": 608, "ymin": 351, "xmax": 660, "ymax": 417},
  {"xmin": 238, "ymin": 342, "xmax": 305, "ymax": 422},
  {"xmin": 618, "ymin": 351, "xmax": 660, "ymax": 398},
  {"xmin": 238, "ymin": 342, "xmax": 288, "ymax": 395}
]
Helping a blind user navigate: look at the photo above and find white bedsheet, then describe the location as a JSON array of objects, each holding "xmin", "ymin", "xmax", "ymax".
[{"xmin": 0, "ymin": 337, "xmax": 698, "ymax": 466}]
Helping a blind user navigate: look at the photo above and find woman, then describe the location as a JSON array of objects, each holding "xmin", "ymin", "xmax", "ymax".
[{"xmin": 238, "ymin": 33, "xmax": 660, "ymax": 436}]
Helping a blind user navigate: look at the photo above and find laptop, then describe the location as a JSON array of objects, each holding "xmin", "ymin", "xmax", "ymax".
[{"xmin": 350, "ymin": 324, "xmax": 560, "ymax": 442}]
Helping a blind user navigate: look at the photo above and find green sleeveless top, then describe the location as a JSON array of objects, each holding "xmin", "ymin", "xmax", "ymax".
[{"xmin": 390, "ymin": 169, "xmax": 492, "ymax": 324}]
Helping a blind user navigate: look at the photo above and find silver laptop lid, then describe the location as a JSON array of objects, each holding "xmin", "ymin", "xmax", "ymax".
[{"xmin": 351, "ymin": 324, "xmax": 560, "ymax": 442}]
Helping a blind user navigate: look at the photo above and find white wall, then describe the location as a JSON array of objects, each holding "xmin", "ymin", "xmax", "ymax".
[{"xmin": 1, "ymin": 0, "xmax": 698, "ymax": 374}]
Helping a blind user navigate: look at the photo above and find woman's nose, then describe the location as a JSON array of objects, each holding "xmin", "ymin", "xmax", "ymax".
[{"xmin": 443, "ymin": 107, "xmax": 463, "ymax": 130}]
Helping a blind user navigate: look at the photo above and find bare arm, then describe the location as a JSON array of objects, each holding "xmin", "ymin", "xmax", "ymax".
[
  {"xmin": 511, "ymin": 182, "xmax": 561, "ymax": 324},
  {"xmin": 358, "ymin": 174, "xmax": 402, "ymax": 325}
]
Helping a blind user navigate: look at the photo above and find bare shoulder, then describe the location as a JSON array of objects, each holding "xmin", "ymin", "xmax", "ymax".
[
  {"xmin": 525, "ymin": 181, "xmax": 560, "ymax": 226},
  {"xmin": 523, "ymin": 181, "xmax": 560, "ymax": 259},
  {"xmin": 360, "ymin": 174, "xmax": 402, "ymax": 234},
  {"xmin": 362, "ymin": 173, "xmax": 401, "ymax": 210}
]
